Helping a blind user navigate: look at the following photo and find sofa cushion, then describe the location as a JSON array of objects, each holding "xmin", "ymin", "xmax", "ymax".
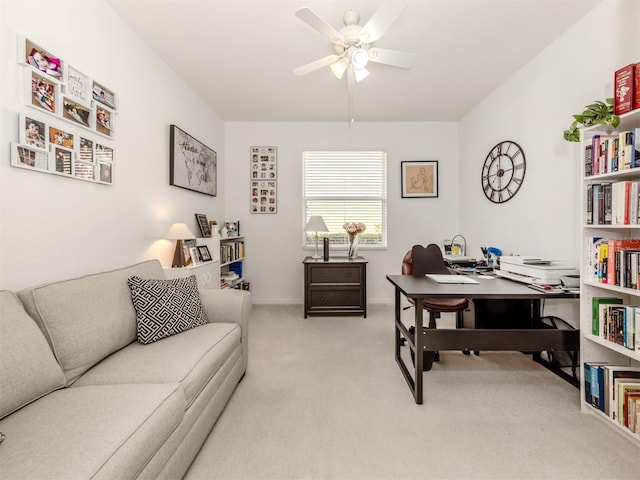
[
  {"xmin": 74, "ymin": 322, "xmax": 240, "ymax": 408},
  {"xmin": 0, "ymin": 290, "xmax": 66, "ymax": 419},
  {"xmin": 16, "ymin": 260, "xmax": 165, "ymax": 384},
  {"xmin": 128, "ymin": 274, "xmax": 208, "ymax": 344},
  {"xmin": 0, "ymin": 383, "xmax": 185, "ymax": 480}
]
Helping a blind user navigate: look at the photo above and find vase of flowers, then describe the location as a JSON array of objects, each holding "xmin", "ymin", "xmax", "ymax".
[{"xmin": 343, "ymin": 222, "xmax": 366, "ymax": 259}]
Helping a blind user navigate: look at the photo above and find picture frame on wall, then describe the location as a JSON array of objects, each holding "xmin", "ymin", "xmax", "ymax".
[
  {"xmin": 65, "ymin": 65, "xmax": 91, "ymax": 106},
  {"xmin": 95, "ymin": 143, "xmax": 114, "ymax": 163},
  {"xmin": 78, "ymin": 137, "xmax": 94, "ymax": 163},
  {"xmin": 11, "ymin": 142, "xmax": 49, "ymax": 171},
  {"xmin": 92, "ymin": 80, "xmax": 117, "ymax": 110},
  {"xmin": 95, "ymin": 105, "xmax": 113, "ymax": 137},
  {"xmin": 74, "ymin": 160, "xmax": 95, "ymax": 181},
  {"xmin": 401, "ymin": 160, "xmax": 439, "ymax": 198},
  {"xmin": 19, "ymin": 113, "xmax": 47, "ymax": 150},
  {"xmin": 99, "ymin": 162, "xmax": 113, "ymax": 184},
  {"xmin": 28, "ymin": 70, "xmax": 58, "ymax": 115},
  {"xmin": 250, "ymin": 146, "xmax": 277, "ymax": 214},
  {"xmin": 49, "ymin": 125, "xmax": 74, "ymax": 149},
  {"xmin": 21, "ymin": 37, "xmax": 63, "ymax": 81},
  {"xmin": 52, "ymin": 145, "xmax": 73, "ymax": 175},
  {"xmin": 62, "ymin": 97, "xmax": 91, "ymax": 128},
  {"xmin": 169, "ymin": 125, "xmax": 217, "ymax": 197},
  {"xmin": 195, "ymin": 213, "xmax": 211, "ymax": 237}
]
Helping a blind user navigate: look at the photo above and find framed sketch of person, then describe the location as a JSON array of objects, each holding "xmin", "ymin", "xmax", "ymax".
[{"xmin": 401, "ymin": 160, "xmax": 439, "ymax": 198}]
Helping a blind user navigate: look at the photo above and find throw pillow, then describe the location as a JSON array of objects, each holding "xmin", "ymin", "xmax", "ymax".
[{"xmin": 127, "ymin": 275, "xmax": 208, "ymax": 345}]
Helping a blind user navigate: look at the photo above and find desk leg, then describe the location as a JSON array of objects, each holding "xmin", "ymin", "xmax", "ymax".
[{"xmin": 414, "ymin": 298, "xmax": 424, "ymax": 404}]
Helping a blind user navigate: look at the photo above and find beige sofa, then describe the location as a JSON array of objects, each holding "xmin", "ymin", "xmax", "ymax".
[{"xmin": 0, "ymin": 259, "xmax": 251, "ymax": 479}]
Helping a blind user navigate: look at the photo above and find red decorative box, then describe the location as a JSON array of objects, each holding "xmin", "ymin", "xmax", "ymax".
[{"xmin": 614, "ymin": 64, "xmax": 634, "ymax": 115}]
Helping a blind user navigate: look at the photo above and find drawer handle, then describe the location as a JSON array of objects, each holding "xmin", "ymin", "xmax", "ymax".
[
  {"xmin": 320, "ymin": 297, "xmax": 324, "ymax": 301},
  {"xmin": 346, "ymin": 273, "xmax": 351, "ymax": 278},
  {"xmin": 346, "ymin": 297, "xmax": 351, "ymax": 301},
  {"xmin": 320, "ymin": 273, "xmax": 324, "ymax": 278}
]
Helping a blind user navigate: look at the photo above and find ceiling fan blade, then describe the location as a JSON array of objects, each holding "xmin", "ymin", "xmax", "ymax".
[
  {"xmin": 293, "ymin": 55, "xmax": 340, "ymax": 76},
  {"xmin": 295, "ymin": 7, "xmax": 344, "ymax": 45},
  {"xmin": 347, "ymin": 66, "xmax": 355, "ymax": 123},
  {"xmin": 360, "ymin": 2, "xmax": 407, "ymax": 43},
  {"xmin": 368, "ymin": 48, "xmax": 416, "ymax": 69}
]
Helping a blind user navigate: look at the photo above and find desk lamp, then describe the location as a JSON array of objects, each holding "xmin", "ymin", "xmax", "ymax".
[
  {"xmin": 165, "ymin": 223, "xmax": 196, "ymax": 267},
  {"xmin": 304, "ymin": 216, "xmax": 329, "ymax": 259}
]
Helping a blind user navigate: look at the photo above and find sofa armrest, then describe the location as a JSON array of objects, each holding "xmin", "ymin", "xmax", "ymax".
[{"xmin": 199, "ymin": 289, "xmax": 251, "ymax": 373}]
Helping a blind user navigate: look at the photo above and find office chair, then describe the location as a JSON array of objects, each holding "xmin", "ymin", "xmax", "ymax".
[{"xmin": 401, "ymin": 244, "xmax": 470, "ymax": 370}]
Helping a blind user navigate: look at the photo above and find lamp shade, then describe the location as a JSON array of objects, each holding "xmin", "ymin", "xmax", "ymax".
[
  {"xmin": 164, "ymin": 223, "xmax": 195, "ymax": 240},
  {"xmin": 304, "ymin": 216, "xmax": 329, "ymax": 233}
]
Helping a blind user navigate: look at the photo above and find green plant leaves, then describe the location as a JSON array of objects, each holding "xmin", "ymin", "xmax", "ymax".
[{"xmin": 563, "ymin": 98, "xmax": 619, "ymax": 142}]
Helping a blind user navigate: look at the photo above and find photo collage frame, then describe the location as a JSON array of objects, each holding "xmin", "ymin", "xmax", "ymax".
[
  {"xmin": 11, "ymin": 36, "xmax": 116, "ymax": 185},
  {"xmin": 250, "ymin": 146, "xmax": 277, "ymax": 214}
]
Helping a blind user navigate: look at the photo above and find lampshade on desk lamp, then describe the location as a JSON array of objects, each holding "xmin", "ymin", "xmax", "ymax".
[
  {"xmin": 304, "ymin": 216, "xmax": 329, "ymax": 259},
  {"xmin": 165, "ymin": 223, "xmax": 196, "ymax": 267}
]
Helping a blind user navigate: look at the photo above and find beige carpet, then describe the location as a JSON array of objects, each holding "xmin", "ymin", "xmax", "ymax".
[{"xmin": 185, "ymin": 304, "xmax": 640, "ymax": 480}]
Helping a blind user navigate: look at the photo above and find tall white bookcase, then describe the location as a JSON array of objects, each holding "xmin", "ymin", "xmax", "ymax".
[{"xmin": 579, "ymin": 109, "xmax": 640, "ymax": 441}]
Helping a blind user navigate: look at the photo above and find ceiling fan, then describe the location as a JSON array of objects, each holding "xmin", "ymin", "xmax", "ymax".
[{"xmin": 293, "ymin": 3, "xmax": 416, "ymax": 119}]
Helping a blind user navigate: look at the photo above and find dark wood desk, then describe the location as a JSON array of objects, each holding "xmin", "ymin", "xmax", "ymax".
[{"xmin": 386, "ymin": 274, "xmax": 579, "ymax": 404}]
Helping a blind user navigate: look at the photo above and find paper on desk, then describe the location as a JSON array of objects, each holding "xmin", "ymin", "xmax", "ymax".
[{"xmin": 425, "ymin": 274, "xmax": 479, "ymax": 284}]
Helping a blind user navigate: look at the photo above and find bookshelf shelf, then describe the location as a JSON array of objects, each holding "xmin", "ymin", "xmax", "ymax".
[
  {"xmin": 580, "ymin": 108, "xmax": 640, "ymax": 441},
  {"xmin": 220, "ymin": 236, "xmax": 248, "ymax": 290}
]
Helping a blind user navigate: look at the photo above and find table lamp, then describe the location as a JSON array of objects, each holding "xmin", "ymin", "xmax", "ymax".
[
  {"xmin": 304, "ymin": 216, "xmax": 329, "ymax": 259},
  {"xmin": 165, "ymin": 223, "xmax": 196, "ymax": 267}
]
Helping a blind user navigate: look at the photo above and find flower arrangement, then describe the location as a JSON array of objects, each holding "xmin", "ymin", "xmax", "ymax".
[
  {"xmin": 343, "ymin": 222, "xmax": 366, "ymax": 258},
  {"xmin": 343, "ymin": 222, "xmax": 366, "ymax": 236}
]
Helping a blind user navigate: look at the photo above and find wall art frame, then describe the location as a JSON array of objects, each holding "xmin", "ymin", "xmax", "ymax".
[
  {"xmin": 401, "ymin": 160, "xmax": 439, "ymax": 198},
  {"xmin": 170, "ymin": 125, "xmax": 217, "ymax": 197},
  {"xmin": 250, "ymin": 146, "xmax": 277, "ymax": 214}
]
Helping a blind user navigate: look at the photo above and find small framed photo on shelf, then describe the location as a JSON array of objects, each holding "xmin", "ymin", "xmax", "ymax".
[
  {"xmin": 11, "ymin": 142, "xmax": 50, "ymax": 171},
  {"xmin": 19, "ymin": 113, "xmax": 47, "ymax": 150},
  {"xmin": 49, "ymin": 125, "xmax": 74, "ymax": 149},
  {"xmin": 62, "ymin": 97, "xmax": 91, "ymax": 128},
  {"xmin": 95, "ymin": 105, "xmax": 113, "ymax": 138},
  {"xmin": 64, "ymin": 65, "xmax": 91, "ymax": 106},
  {"xmin": 51, "ymin": 145, "xmax": 73, "ymax": 175},
  {"xmin": 92, "ymin": 80, "xmax": 117, "ymax": 110},
  {"xmin": 401, "ymin": 160, "xmax": 439, "ymax": 198},
  {"xmin": 224, "ymin": 221, "xmax": 240, "ymax": 236},
  {"xmin": 197, "ymin": 245, "xmax": 212, "ymax": 262},
  {"xmin": 21, "ymin": 37, "xmax": 63, "ymax": 81},
  {"xmin": 28, "ymin": 70, "xmax": 58, "ymax": 115},
  {"xmin": 189, "ymin": 246, "xmax": 201, "ymax": 265},
  {"xmin": 195, "ymin": 213, "xmax": 211, "ymax": 237}
]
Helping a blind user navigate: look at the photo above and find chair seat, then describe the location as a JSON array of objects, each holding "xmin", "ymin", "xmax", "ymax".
[{"xmin": 409, "ymin": 296, "xmax": 468, "ymax": 312}]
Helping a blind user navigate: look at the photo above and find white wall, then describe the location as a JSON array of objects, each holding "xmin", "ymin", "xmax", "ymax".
[
  {"xmin": 0, "ymin": 0, "xmax": 225, "ymax": 290},
  {"xmin": 225, "ymin": 122, "xmax": 458, "ymax": 304},
  {"xmin": 459, "ymin": 0, "xmax": 640, "ymax": 265}
]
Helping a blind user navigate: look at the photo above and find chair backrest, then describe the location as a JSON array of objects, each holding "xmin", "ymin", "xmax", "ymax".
[{"xmin": 402, "ymin": 244, "xmax": 450, "ymax": 276}]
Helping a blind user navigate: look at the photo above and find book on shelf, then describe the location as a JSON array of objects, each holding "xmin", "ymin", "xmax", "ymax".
[
  {"xmin": 585, "ymin": 144, "xmax": 593, "ymax": 177},
  {"xmin": 627, "ymin": 396, "xmax": 640, "ymax": 432},
  {"xmin": 621, "ymin": 390, "xmax": 640, "ymax": 428},
  {"xmin": 597, "ymin": 303, "xmax": 637, "ymax": 349},
  {"xmin": 584, "ymin": 362, "xmax": 609, "ymax": 409},
  {"xmin": 614, "ymin": 64, "xmax": 635, "ymax": 116},
  {"xmin": 614, "ymin": 379, "xmax": 640, "ymax": 423},
  {"xmin": 592, "ymin": 297, "xmax": 623, "ymax": 335},
  {"xmin": 603, "ymin": 366, "xmax": 640, "ymax": 420}
]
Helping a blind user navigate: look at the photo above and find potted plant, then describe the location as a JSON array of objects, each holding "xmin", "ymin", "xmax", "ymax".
[{"xmin": 563, "ymin": 98, "xmax": 620, "ymax": 142}]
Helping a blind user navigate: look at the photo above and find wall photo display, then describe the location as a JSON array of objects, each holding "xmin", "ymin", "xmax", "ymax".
[
  {"xmin": 13, "ymin": 35, "xmax": 116, "ymax": 186},
  {"xmin": 250, "ymin": 146, "xmax": 277, "ymax": 214}
]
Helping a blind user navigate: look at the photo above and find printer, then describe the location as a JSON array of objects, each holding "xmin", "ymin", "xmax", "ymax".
[{"xmin": 496, "ymin": 256, "xmax": 578, "ymax": 285}]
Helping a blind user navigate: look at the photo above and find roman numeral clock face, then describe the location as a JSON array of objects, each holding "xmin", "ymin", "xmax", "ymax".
[{"xmin": 481, "ymin": 140, "xmax": 526, "ymax": 203}]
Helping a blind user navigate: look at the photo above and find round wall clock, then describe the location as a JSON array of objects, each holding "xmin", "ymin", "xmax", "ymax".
[{"xmin": 481, "ymin": 140, "xmax": 526, "ymax": 203}]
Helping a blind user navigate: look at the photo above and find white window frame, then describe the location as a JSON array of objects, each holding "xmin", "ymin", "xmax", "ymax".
[{"xmin": 302, "ymin": 150, "xmax": 387, "ymax": 250}]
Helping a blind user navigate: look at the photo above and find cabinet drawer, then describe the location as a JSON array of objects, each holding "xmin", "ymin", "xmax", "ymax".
[
  {"xmin": 309, "ymin": 289, "xmax": 362, "ymax": 307},
  {"xmin": 309, "ymin": 265, "xmax": 361, "ymax": 284}
]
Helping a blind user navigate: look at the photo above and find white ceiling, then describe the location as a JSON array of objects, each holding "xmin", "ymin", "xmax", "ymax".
[{"xmin": 107, "ymin": 0, "xmax": 601, "ymax": 122}]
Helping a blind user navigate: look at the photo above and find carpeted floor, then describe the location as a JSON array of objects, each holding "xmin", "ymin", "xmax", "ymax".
[{"xmin": 185, "ymin": 304, "xmax": 640, "ymax": 480}]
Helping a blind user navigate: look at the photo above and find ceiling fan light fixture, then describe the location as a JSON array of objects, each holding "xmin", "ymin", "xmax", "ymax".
[
  {"xmin": 354, "ymin": 66, "xmax": 369, "ymax": 83},
  {"xmin": 351, "ymin": 48, "xmax": 369, "ymax": 69},
  {"xmin": 330, "ymin": 58, "xmax": 348, "ymax": 79}
]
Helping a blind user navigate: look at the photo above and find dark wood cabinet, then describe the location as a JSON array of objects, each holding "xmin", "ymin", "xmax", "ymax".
[{"xmin": 303, "ymin": 257, "xmax": 367, "ymax": 318}]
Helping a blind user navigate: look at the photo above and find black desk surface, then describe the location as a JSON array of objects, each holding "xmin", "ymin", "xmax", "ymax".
[{"xmin": 386, "ymin": 274, "xmax": 578, "ymax": 299}]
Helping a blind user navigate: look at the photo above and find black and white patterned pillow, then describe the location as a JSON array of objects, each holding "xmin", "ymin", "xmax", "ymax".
[{"xmin": 127, "ymin": 275, "xmax": 208, "ymax": 345}]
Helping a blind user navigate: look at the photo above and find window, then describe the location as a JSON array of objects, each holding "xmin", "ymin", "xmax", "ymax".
[{"xmin": 303, "ymin": 150, "xmax": 387, "ymax": 248}]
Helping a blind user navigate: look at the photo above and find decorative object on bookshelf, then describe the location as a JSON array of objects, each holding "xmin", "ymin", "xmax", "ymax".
[
  {"xmin": 165, "ymin": 223, "xmax": 196, "ymax": 268},
  {"xmin": 197, "ymin": 245, "xmax": 212, "ymax": 262},
  {"xmin": 614, "ymin": 63, "xmax": 638, "ymax": 115},
  {"xmin": 224, "ymin": 221, "xmax": 240, "ymax": 237},
  {"xmin": 343, "ymin": 222, "xmax": 366, "ymax": 259},
  {"xmin": 563, "ymin": 98, "xmax": 620, "ymax": 142},
  {"xmin": 195, "ymin": 213, "xmax": 211, "ymax": 237},
  {"xmin": 169, "ymin": 125, "xmax": 217, "ymax": 196},
  {"xmin": 305, "ymin": 216, "xmax": 329, "ymax": 259},
  {"xmin": 210, "ymin": 221, "xmax": 220, "ymax": 237},
  {"xmin": 250, "ymin": 146, "xmax": 277, "ymax": 214},
  {"xmin": 481, "ymin": 141, "xmax": 526, "ymax": 203}
]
